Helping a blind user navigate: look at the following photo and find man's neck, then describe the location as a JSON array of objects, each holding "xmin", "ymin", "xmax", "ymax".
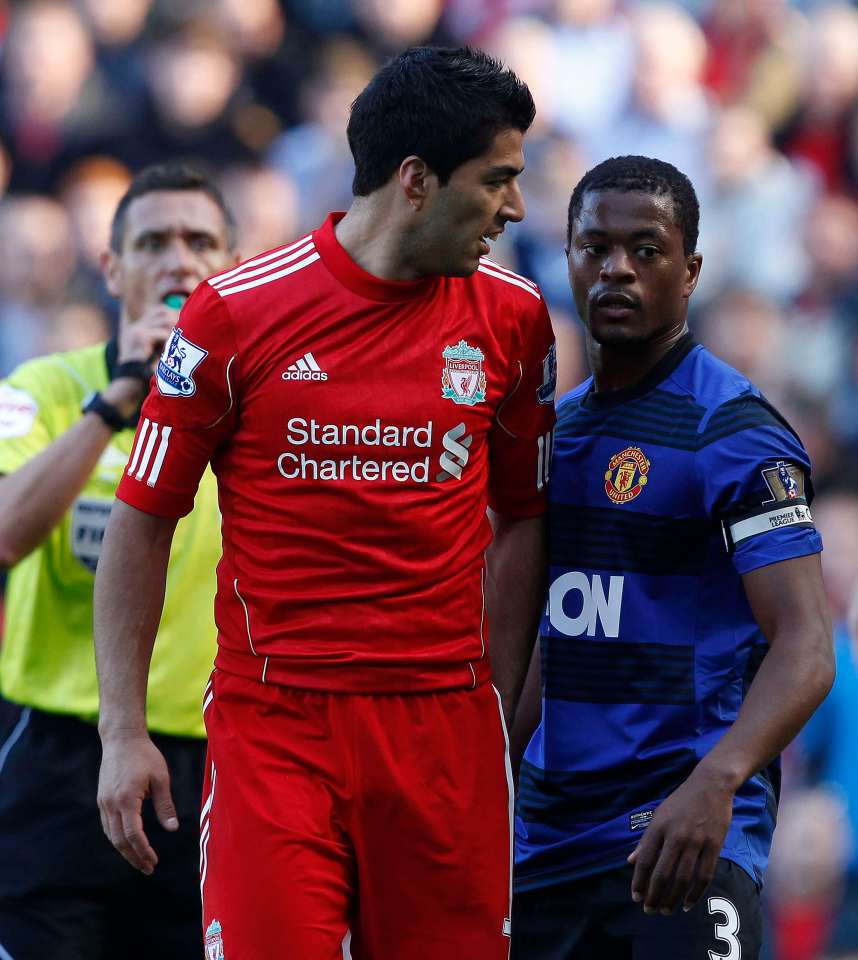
[
  {"xmin": 588, "ymin": 325, "xmax": 689, "ymax": 394},
  {"xmin": 334, "ymin": 198, "xmax": 422, "ymax": 282}
]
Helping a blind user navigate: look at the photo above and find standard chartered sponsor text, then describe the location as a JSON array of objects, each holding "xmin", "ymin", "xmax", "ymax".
[{"xmin": 278, "ymin": 417, "xmax": 433, "ymax": 483}]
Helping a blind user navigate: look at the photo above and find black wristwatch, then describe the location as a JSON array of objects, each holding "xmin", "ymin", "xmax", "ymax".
[
  {"xmin": 81, "ymin": 391, "xmax": 129, "ymax": 432},
  {"xmin": 113, "ymin": 360, "xmax": 152, "ymax": 390}
]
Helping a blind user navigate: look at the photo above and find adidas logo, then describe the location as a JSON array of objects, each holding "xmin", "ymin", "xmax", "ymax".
[{"xmin": 282, "ymin": 352, "xmax": 328, "ymax": 382}]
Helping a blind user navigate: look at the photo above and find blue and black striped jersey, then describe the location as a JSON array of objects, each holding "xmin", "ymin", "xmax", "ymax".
[{"xmin": 515, "ymin": 334, "xmax": 822, "ymax": 892}]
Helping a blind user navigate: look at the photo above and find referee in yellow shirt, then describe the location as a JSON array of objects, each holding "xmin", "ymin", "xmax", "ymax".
[{"xmin": 0, "ymin": 163, "xmax": 239, "ymax": 959}]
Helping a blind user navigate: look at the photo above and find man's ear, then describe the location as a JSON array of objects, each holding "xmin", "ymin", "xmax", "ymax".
[
  {"xmin": 399, "ymin": 155, "xmax": 432, "ymax": 211},
  {"xmin": 683, "ymin": 252, "xmax": 703, "ymax": 299},
  {"xmin": 100, "ymin": 248, "xmax": 122, "ymax": 298}
]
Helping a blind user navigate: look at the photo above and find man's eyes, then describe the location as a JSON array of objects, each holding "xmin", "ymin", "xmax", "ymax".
[{"xmin": 189, "ymin": 236, "xmax": 217, "ymax": 251}]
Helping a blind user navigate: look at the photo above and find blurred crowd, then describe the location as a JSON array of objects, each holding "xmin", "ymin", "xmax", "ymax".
[{"xmin": 0, "ymin": 0, "xmax": 856, "ymax": 957}]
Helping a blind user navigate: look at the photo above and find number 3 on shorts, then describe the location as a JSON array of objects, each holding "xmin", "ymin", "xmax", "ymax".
[{"xmin": 708, "ymin": 896, "xmax": 741, "ymax": 960}]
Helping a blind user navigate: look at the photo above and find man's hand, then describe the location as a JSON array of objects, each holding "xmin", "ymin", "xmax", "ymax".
[
  {"xmin": 118, "ymin": 303, "xmax": 178, "ymax": 368},
  {"xmin": 102, "ymin": 305, "xmax": 178, "ymax": 418},
  {"xmin": 628, "ymin": 767, "xmax": 734, "ymax": 916},
  {"xmin": 97, "ymin": 734, "xmax": 179, "ymax": 875}
]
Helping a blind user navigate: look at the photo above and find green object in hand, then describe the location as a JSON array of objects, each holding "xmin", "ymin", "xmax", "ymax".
[{"xmin": 163, "ymin": 293, "xmax": 187, "ymax": 309}]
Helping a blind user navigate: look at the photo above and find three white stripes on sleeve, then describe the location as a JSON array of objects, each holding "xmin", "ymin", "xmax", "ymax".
[{"xmin": 127, "ymin": 418, "xmax": 171, "ymax": 488}]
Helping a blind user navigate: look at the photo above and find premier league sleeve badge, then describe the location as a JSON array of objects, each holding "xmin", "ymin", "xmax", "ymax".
[{"xmin": 156, "ymin": 327, "xmax": 209, "ymax": 398}]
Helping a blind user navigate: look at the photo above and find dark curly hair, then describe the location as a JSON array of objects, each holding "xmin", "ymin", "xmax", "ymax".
[{"xmin": 567, "ymin": 156, "xmax": 700, "ymax": 256}]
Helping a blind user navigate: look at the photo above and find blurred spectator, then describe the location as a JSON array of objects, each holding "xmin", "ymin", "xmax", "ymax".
[
  {"xmin": 485, "ymin": 16, "xmax": 560, "ymax": 135},
  {"xmin": 696, "ymin": 290, "xmax": 790, "ymax": 400},
  {"xmin": 39, "ymin": 300, "xmax": 109, "ymax": 354},
  {"xmin": 268, "ymin": 37, "xmax": 376, "ymax": 231},
  {"xmin": 351, "ymin": 0, "xmax": 445, "ymax": 51},
  {"xmin": 126, "ymin": 21, "xmax": 255, "ymax": 170},
  {"xmin": 218, "ymin": 163, "xmax": 299, "ymax": 256},
  {"xmin": 590, "ymin": 3, "xmax": 712, "ymax": 186},
  {"xmin": 513, "ymin": 131, "xmax": 587, "ymax": 306},
  {"xmin": 0, "ymin": 195, "xmax": 77, "ymax": 371},
  {"xmin": 0, "ymin": 139, "xmax": 9, "ymax": 199},
  {"xmin": 0, "ymin": 1, "xmax": 129, "ymax": 191},
  {"xmin": 769, "ymin": 494, "xmax": 858, "ymax": 959},
  {"xmin": 58, "ymin": 156, "xmax": 131, "ymax": 314},
  {"xmin": 78, "ymin": 0, "xmax": 153, "ymax": 49},
  {"xmin": 550, "ymin": 0, "xmax": 635, "ymax": 141},
  {"xmin": 214, "ymin": 0, "xmax": 285, "ymax": 60},
  {"xmin": 767, "ymin": 786, "xmax": 852, "ymax": 960},
  {"xmin": 701, "ymin": 0, "xmax": 805, "ymax": 130},
  {"xmin": 795, "ymin": 194, "xmax": 858, "ymax": 450},
  {"xmin": 697, "ymin": 105, "xmax": 817, "ymax": 305},
  {"xmin": 777, "ymin": 3, "xmax": 858, "ymax": 192}
]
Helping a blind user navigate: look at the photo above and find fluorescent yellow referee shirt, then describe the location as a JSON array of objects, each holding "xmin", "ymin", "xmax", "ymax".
[{"xmin": 0, "ymin": 342, "xmax": 220, "ymax": 738}]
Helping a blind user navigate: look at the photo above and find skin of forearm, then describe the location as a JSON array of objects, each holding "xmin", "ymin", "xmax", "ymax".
[
  {"xmin": 94, "ymin": 501, "xmax": 177, "ymax": 740},
  {"xmin": 0, "ymin": 379, "xmax": 143, "ymax": 567},
  {"xmin": 696, "ymin": 627, "xmax": 834, "ymax": 793},
  {"xmin": 0, "ymin": 418, "xmax": 114, "ymax": 566},
  {"xmin": 486, "ymin": 511, "xmax": 547, "ymax": 728}
]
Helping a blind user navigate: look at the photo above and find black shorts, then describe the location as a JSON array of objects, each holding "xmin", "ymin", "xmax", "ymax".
[
  {"xmin": 512, "ymin": 858, "xmax": 762, "ymax": 960},
  {"xmin": 0, "ymin": 701, "xmax": 206, "ymax": 960}
]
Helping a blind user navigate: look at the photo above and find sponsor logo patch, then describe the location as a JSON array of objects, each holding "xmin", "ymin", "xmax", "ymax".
[
  {"xmin": 156, "ymin": 328, "xmax": 208, "ymax": 397},
  {"xmin": 630, "ymin": 809, "xmax": 654, "ymax": 832},
  {"xmin": 441, "ymin": 339, "xmax": 487, "ymax": 406},
  {"xmin": 537, "ymin": 342, "xmax": 557, "ymax": 405},
  {"xmin": 71, "ymin": 498, "xmax": 112, "ymax": 572},
  {"xmin": 436, "ymin": 422, "xmax": 473, "ymax": 482},
  {"xmin": 0, "ymin": 384, "xmax": 37, "ymax": 438},
  {"xmin": 761, "ymin": 461, "xmax": 804, "ymax": 503},
  {"xmin": 205, "ymin": 919, "xmax": 225, "ymax": 959},
  {"xmin": 604, "ymin": 446, "xmax": 650, "ymax": 504},
  {"xmin": 282, "ymin": 351, "xmax": 328, "ymax": 382}
]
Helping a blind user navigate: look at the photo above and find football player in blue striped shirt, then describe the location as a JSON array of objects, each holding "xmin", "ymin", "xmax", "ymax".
[{"xmin": 512, "ymin": 156, "xmax": 834, "ymax": 960}]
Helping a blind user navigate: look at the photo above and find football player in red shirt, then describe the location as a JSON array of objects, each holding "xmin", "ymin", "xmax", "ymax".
[{"xmin": 94, "ymin": 46, "xmax": 556, "ymax": 959}]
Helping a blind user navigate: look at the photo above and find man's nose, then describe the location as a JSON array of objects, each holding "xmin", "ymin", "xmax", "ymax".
[
  {"xmin": 161, "ymin": 239, "xmax": 197, "ymax": 275},
  {"xmin": 599, "ymin": 248, "xmax": 635, "ymax": 282},
  {"xmin": 501, "ymin": 180, "xmax": 525, "ymax": 224}
]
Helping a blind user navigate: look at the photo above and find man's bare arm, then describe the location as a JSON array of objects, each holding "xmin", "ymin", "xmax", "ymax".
[
  {"xmin": 94, "ymin": 499, "xmax": 178, "ymax": 875},
  {"xmin": 629, "ymin": 553, "xmax": 834, "ymax": 915},
  {"xmin": 486, "ymin": 510, "xmax": 547, "ymax": 729},
  {"xmin": 509, "ymin": 640, "xmax": 542, "ymax": 777},
  {"xmin": 0, "ymin": 308, "xmax": 175, "ymax": 567}
]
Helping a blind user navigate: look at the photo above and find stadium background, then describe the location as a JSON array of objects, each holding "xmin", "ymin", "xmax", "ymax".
[{"xmin": 0, "ymin": 0, "xmax": 856, "ymax": 956}]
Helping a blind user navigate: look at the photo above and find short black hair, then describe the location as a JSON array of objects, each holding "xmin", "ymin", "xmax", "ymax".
[
  {"xmin": 347, "ymin": 46, "xmax": 535, "ymax": 196},
  {"xmin": 110, "ymin": 161, "xmax": 237, "ymax": 251},
  {"xmin": 567, "ymin": 156, "xmax": 700, "ymax": 256}
]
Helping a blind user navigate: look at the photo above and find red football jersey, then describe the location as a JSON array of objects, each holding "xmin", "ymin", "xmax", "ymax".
[{"xmin": 117, "ymin": 213, "xmax": 556, "ymax": 693}]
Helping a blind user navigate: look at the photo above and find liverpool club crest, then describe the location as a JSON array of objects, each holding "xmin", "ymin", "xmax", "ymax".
[
  {"xmin": 441, "ymin": 339, "xmax": 487, "ymax": 406},
  {"xmin": 604, "ymin": 446, "xmax": 650, "ymax": 504},
  {"xmin": 205, "ymin": 919, "xmax": 225, "ymax": 959}
]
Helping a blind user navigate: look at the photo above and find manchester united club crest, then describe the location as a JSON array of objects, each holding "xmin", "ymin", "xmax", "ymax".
[
  {"xmin": 205, "ymin": 919, "xmax": 225, "ymax": 959},
  {"xmin": 604, "ymin": 447, "xmax": 650, "ymax": 504},
  {"xmin": 441, "ymin": 339, "xmax": 487, "ymax": 406}
]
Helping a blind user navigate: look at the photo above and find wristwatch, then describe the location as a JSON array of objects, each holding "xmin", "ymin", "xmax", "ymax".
[
  {"xmin": 81, "ymin": 391, "xmax": 129, "ymax": 432},
  {"xmin": 113, "ymin": 360, "xmax": 152, "ymax": 390}
]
